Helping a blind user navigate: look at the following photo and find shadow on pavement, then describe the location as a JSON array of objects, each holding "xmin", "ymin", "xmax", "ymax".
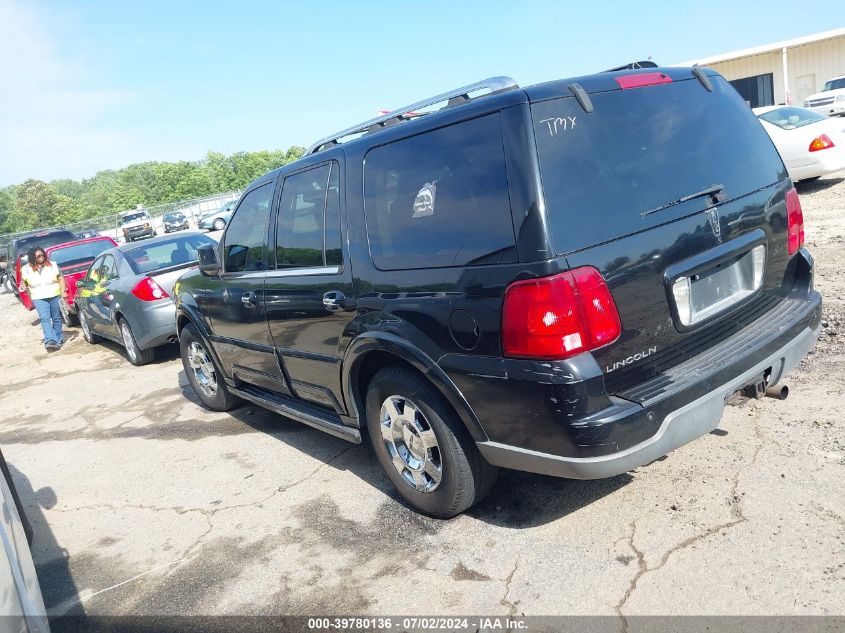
[
  {"xmin": 174, "ymin": 371, "xmax": 631, "ymax": 529},
  {"xmin": 795, "ymin": 175, "xmax": 844, "ymax": 193},
  {"xmin": 6, "ymin": 462, "xmax": 90, "ymax": 627}
]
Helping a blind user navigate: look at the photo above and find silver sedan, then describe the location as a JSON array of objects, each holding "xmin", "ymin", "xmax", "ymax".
[{"xmin": 75, "ymin": 232, "xmax": 217, "ymax": 365}]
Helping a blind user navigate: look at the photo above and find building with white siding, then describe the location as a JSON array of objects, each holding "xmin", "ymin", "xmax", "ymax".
[{"xmin": 677, "ymin": 28, "xmax": 845, "ymax": 108}]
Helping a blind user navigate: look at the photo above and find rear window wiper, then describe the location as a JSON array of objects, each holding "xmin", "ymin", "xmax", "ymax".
[{"xmin": 640, "ymin": 184, "xmax": 725, "ymax": 217}]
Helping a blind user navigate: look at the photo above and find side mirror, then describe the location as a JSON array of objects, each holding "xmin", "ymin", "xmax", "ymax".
[{"xmin": 198, "ymin": 244, "xmax": 221, "ymax": 276}]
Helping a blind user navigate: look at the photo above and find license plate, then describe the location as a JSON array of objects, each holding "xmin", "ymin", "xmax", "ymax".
[{"xmin": 672, "ymin": 245, "xmax": 766, "ymax": 327}]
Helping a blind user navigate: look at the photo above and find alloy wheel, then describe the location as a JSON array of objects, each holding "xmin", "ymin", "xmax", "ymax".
[
  {"xmin": 120, "ymin": 321, "xmax": 139, "ymax": 363},
  {"xmin": 80, "ymin": 311, "xmax": 93, "ymax": 341},
  {"xmin": 379, "ymin": 395, "xmax": 443, "ymax": 493},
  {"xmin": 188, "ymin": 341, "xmax": 218, "ymax": 398}
]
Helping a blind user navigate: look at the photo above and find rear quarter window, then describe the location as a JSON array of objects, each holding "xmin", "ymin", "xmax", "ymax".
[{"xmin": 364, "ymin": 114, "xmax": 517, "ymax": 270}]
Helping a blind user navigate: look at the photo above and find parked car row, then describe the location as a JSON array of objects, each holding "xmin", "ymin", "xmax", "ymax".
[{"xmin": 76, "ymin": 232, "xmax": 217, "ymax": 365}]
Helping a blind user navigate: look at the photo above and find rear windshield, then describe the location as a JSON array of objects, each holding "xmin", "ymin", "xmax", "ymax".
[
  {"xmin": 823, "ymin": 78, "xmax": 845, "ymax": 91},
  {"xmin": 758, "ymin": 107, "xmax": 827, "ymax": 129},
  {"xmin": 123, "ymin": 234, "xmax": 215, "ymax": 274},
  {"xmin": 50, "ymin": 240, "xmax": 114, "ymax": 268},
  {"xmin": 164, "ymin": 213, "xmax": 185, "ymax": 221},
  {"xmin": 121, "ymin": 212, "xmax": 150, "ymax": 224},
  {"xmin": 532, "ymin": 76, "xmax": 785, "ymax": 254}
]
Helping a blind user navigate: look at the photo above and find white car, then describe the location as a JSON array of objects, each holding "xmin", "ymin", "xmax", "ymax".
[
  {"xmin": 753, "ymin": 106, "xmax": 845, "ymax": 182},
  {"xmin": 803, "ymin": 75, "xmax": 845, "ymax": 117}
]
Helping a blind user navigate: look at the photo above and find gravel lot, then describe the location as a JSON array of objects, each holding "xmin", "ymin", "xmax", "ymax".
[{"xmin": 0, "ymin": 178, "xmax": 842, "ymax": 624}]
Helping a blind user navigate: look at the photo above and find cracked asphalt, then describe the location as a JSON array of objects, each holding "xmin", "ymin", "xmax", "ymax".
[{"xmin": 0, "ymin": 177, "xmax": 843, "ymax": 620}]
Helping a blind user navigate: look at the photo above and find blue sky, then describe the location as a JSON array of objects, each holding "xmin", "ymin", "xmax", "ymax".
[{"xmin": 0, "ymin": 0, "xmax": 838, "ymax": 186}]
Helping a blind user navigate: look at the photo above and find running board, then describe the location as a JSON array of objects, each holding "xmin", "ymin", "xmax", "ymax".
[{"xmin": 229, "ymin": 384, "xmax": 362, "ymax": 444}]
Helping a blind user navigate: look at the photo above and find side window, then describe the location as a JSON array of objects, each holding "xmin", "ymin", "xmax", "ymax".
[
  {"xmin": 224, "ymin": 182, "xmax": 274, "ymax": 273},
  {"xmin": 324, "ymin": 163, "xmax": 342, "ymax": 266},
  {"xmin": 363, "ymin": 114, "xmax": 516, "ymax": 270},
  {"xmin": 276, "ymin": 163, "xmax": 341, "ymax": 268},
  {"xmin": 102, "ymin": 255, "xmax": 119, "ymax": 281},
  {"xmin": 87, "ymin": 256, "xmax": 106, "ymax": 282}
]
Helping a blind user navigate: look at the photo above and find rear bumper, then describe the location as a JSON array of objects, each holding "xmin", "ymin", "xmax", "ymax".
[
  {"xmin": 441, "ymin": 248, "xmax": 822, "ymax": 479},
  {"xmin": 476, "ymin": 321, "xmax": 820, "ymax": 479},
  {"xmin": 788, "ymin": 150, "xmax": 845, "ymax": 181},
  {"xmin": 129, "ymin": 301, "xmax": 178, "ymax": 349}
]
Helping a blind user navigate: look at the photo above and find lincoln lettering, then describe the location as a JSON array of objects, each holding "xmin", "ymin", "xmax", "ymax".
[{"xmin": 606, "ymin": 346, "xmax": 658, "ymax": 373}]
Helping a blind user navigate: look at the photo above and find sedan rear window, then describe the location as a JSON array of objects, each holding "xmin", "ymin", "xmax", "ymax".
[
  {"xmin": 50, "ymin": 240, "xmax": 114, "ymax": 268},
  {"xmin": 757, "ymin": 107, "xmax": 827, "ymax": 130},
  {"xmin": 123, "ymin": 234, "xmax": 215, "ymax": 274}
]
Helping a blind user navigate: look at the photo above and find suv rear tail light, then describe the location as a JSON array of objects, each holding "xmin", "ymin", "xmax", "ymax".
[
  {"xmin": 502, "ymin": 267, "xmax": 621, "ymax": 359},
  {"xmin": 785, "ymin": 187, "xmax": 805, "ymax": 256},
  {"xmin": 131, "ymin": 277, "xmax": 169, "ymax": 301},
  {"xmin": 808, "ymin": 134, "xmax": 835, "ymax": 152}
]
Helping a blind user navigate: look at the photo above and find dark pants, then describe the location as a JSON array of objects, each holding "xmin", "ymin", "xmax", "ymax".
[{"xmin": 33, "ymin": 296, "xmax": 63, "ymax": 346}]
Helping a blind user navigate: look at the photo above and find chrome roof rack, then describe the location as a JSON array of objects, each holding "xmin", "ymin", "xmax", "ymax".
[{"xmin": 306, "ymin": 76, "xmax": 518, "ymax": 155}]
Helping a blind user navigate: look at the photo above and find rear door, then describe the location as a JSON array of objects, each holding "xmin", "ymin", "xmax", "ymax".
[
  {"xmin": 530, "ymin": 72, "xmax": 790, "ymax": 394},
  {"xmin": 264, "ymin": 160, "xmax": 355, "ymax": 413},
  {"xmin": 203, "ymin": 179, "xmax": 290, "ymax": 394}
]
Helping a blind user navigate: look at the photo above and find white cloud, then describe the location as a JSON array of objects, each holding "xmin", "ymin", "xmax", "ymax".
[{"xmin": 0, "ymin": 0, "xmax": 197, "ymax": 186}]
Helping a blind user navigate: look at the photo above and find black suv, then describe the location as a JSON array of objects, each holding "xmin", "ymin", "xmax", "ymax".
[{"xmin": 174, "ymin": 68, "xmax": 821, "ymax": 517}]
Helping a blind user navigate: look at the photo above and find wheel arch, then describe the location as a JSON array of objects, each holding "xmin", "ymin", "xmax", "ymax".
[
  {"xmin": 175, "ymin": 306, "xmax": 226, "ymax": 379},
  {"xmin": 342, "ymin": 333, "xmax": 488, "ymax": 442}
]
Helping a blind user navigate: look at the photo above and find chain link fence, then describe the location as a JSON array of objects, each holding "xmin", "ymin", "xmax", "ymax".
[{"xmin": 0, "ymin": 189, "xmax": 242, "ymax": 253}]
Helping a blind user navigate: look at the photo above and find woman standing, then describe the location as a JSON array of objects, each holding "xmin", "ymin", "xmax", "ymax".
[{"xmin": 19, "ymin": 247, "xmax": 68, "ymax": 352}]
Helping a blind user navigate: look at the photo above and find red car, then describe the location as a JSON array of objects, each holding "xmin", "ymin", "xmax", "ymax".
[{"xmin": 18, "ymin": 236, "xmax": 118, "ymax": 325}]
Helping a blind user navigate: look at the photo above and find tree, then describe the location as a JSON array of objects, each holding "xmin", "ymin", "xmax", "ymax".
[
  {"xmin": 15, "ymin": 180, "xmax": 81, "ymax": 228},
  {"xmin": 1, "ymin": 146, "xmax": 305, "ymax": 233}
]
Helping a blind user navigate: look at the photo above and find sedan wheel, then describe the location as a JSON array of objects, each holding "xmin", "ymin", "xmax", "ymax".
[
  {"xmin": 119, "ymin": 318, "xmax": 154, "ymax": 366},
  {"xmin": 79, "ymin": 309, "xmax": 96, "ymax": 344},
  {"xmin": 212, "ymin": 218, "xmax": 226, "ymax": 231},
  {"xmin": 59, "ymin": 299, "xmax": 78, "ymax": 327}
]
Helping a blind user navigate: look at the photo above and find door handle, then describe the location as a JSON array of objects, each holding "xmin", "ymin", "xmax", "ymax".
[
  {"xmin": 322, "ymin": 290, "xmax": 351, "ymax": 312},
  {"xmin": 241, "ymin": 291, "xmax": 257, "ymax": 308}
]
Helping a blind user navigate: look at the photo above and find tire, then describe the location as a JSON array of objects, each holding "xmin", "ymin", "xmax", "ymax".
[
  {"xmin": 78, "ymin": 308, "xmax": 97, "ymax": 344},
  {"xmin": 212, "ymin": 218, "xmax": 226, "ymax": 231},
  {"xmin": 180, "ymin": 323, "xmax": 240, "ymax": 411},
  {"xmin": 119, "ymin": 317, "xmax": 154, "ymax": 366},
  {"xmin": 59, "ymin": 299, "xmax": 78, "ymax": 327},
  {"xmin": 365, "ymin": 365, "xmax": 498, "ymax": 518},
  {"xmin": 1, "ymin": 274, "xmax": 12, "ymax": 294}
]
